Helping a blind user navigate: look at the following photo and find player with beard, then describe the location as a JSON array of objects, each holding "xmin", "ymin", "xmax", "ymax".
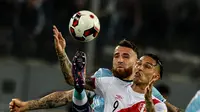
[
  {"xmin": 69, "ymin": 39, "xmax": 138, "ymax": 112},
  {"xmin": 9, "ymin": 26, "xmax": 179, "ymax": 112}
]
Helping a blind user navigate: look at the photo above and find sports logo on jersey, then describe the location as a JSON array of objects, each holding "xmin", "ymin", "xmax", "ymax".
[
  {"xmin": 115, "ymin": 95, "xmax": 123, "ymax": 101},
  {"xmin": 138, "ymin": 103, "xmax": 146, "ymax": 112}
]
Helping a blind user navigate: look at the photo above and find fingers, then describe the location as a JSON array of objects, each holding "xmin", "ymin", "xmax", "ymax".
[
  {"xmin": 53, "ymin": 25, "xmax": 59, "ymax": 33},
  {"xmin": 148, "ymin": 76, "xmax": 157, "ymax": 87},
  {"xmin": 149, "ymin": 79, "xmax": 155, "ymax": 87},
  {"xmin": 10, "ymin": 108, "xmax": 18, "ymax": 112},
  {"xmin": 9, "ymin": 101, "xmax": 14, "ymax": 106},
  {"xmin": 59, "ymin": 32, "xmax": 65, "ymax": 40},
  {"xmin": 53, "ymin": 29, "xmax": 59, "ymax": 44},
  {"xmin": 9, "ymin": 98, "xmax": 23, "ymax": 112},
  {"xmin": 9, "ymin": 101, "xmax": 16, "ymax": 112},
  {"xmin": 53, "ymin": 25, "xmax": 59, "ymax": 40},
  {"xmin": 53, "ymin": 30, "xmax": 59, "ymax": 39},
  {"xmin": 145, "ymin": 86, "xmax": 150, "ymax": 92},
  {"xmin": 53, "ymin": 25, "xmax": 64, "ymax": 41}
]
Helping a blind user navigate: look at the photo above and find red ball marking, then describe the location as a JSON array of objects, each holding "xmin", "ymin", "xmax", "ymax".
[
  {"xmin": 72, "ymin": 20, "xmax": 78, "ymax": 27},
  {"xmin": 77, "ymin": 12, "xmax": 81, "ymax": 15},
  {"xmin": 90, "ymin": 14, "xmax": 94, "ymax": 19},
  {"xmin": 84, "ymin": 30, "xmax": 90, "ymax": 36},
  {"xmin": 70, "ymin": 27, "xmax": 74, "ymax": 33}
]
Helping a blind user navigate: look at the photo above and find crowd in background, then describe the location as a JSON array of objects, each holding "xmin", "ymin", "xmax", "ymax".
[{"xmin": 0, "ymin": 0, "xmax": 200, "ymax": 61}]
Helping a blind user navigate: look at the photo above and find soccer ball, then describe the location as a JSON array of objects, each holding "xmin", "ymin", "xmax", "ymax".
[{"xmin": 69, "ymin": 10, "xmax": 100, "ymax": 42}]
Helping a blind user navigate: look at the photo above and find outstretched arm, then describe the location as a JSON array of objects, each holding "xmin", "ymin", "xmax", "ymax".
[
  {"xmin": 26, "ymin": 90, "xmax": 73, "ymax": 110},
  {"xmin": 10, "ymin": 90, "xmax": 73, "ymax": 112}
]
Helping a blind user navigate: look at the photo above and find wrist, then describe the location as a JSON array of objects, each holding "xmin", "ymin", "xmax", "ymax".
[
  {"xmin": 145, "ymin": 98, "xmax": 153, "ymax": 104},
  {"xmin": 22, "ymin": 102, "xmax": 29, "ymax": 111},
  {"xmin": 57, "ymin": 51, "xmax": 67, "ymax": 60}
]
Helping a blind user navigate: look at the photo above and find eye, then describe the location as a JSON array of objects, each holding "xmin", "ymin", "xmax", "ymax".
[
  {"xmin": 114, "ymin": 53, "xmax": 119, "ymax": 58},
  {"xmin": 122, "ymin": 53, "xmax": 130, "ymax": 59},
  {"xmin": 144, "ymin": 64, "xmax": 152, "ymax": 69},
  {"xmin": 123, "ymin": 55, "xmax": 129, "ymax": 58}
]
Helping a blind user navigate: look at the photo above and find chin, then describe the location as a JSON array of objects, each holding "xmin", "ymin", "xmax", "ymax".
[
  {"xmin": 112, "ymin": 67, "xmax": 132, "ymax": 79},
  {"xmin": 133, "ymin": 79, "xmax": 141, "ymax": 84},
  {"xmin": 117, "ymin": 69, "xmax": 125, "ymax": 74},
  {"xmin": 113, "ymin": 70, "xmax": 128, "ymax": 79}
]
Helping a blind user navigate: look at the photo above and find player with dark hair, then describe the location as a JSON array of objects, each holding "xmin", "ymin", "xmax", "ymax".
[{"xmin": 9, "ymin": 26, "xmax": 180, "ymax": 112}]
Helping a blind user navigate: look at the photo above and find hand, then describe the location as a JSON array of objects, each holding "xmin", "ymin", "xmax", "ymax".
[
  {"xmin": 53, "ymin": 25, "xmax": 66, "ymax": 54},
  {"xmin": 9, "ymin": 99, "xmax": 27, "ymax": 112},
  {"xmin": 145, "ymin": 77, "xmax": 157, "ymax": 101}
]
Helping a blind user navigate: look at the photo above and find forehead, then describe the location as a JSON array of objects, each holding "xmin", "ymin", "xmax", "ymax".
[
  {"xmin": 139, "ymin": 56, "xmax": 156, "ymax": 64},
  {"xmin": 114, "ymin": 46, "xmax": 134, "ymax": 54}
]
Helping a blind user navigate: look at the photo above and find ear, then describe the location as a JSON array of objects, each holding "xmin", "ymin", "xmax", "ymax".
[{"xmin": 153, "ymin": 72, "xmax": 160, "ymax": 80}]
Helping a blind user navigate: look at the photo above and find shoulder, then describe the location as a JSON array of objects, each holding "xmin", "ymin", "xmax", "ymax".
[
  {"xmin": 196, "ymin": 90, "xmax": 200, "ymax": 96},
  {"xmin": 152, "ymin": 98, "xmax": 167, "ymax": 111},
  {"xmin": 92, "ymin": 68, "xmax": 113, "ymax": 78}
]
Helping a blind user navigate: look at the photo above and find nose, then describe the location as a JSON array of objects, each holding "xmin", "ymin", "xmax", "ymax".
[{"xmin": 118, "ymin": 56, "xmax": 124, "ymax": 63}]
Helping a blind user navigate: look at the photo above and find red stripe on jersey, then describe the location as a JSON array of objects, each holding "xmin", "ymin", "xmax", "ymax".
[{"xmin": 118, "ymin": 99, "xmax": 161, "ymax": 112}]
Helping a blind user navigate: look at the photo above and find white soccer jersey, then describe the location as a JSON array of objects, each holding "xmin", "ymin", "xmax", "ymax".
[{"xmin": 94, "ymin": 76, "xmax": 167, "ymax": 112}]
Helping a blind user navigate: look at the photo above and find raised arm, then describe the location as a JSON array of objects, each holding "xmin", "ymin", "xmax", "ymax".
[
  {"xmin": 145, "ymin": 79, "xmax": 157, "ymax": 112},
  {"xmin": 9, "ymin": 90, "xmax": 73, "ymax": 112},
  {"xmin": 53, "ymin": 25, "xmax": 74, "ymax": 86}
]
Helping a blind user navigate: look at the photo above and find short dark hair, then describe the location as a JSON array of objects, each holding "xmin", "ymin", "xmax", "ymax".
[
  {"xmin": 118, "ymin": 39, "xmax": 138, "ymax": 56},
  {"xmin": 143, "ymin": 53, "xmax": 163, "ymax": 79}
]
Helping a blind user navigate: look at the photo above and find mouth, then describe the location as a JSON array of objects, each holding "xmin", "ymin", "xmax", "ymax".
[
  {"xmin": 135, "ymin": 71, "xmax": 141, "ymax": 77},
  {"xmin": 117, "ymin": 65, "xmax": 124, "ymax": 68}
]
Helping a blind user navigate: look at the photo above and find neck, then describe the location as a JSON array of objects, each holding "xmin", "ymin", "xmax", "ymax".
[{"xmin": 132, "ymin": 83, "xmax": 148, "ymax": 94}]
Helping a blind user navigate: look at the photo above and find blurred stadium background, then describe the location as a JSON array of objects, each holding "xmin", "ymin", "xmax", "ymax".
[{"xmin": 0, "ymin": 0, "xmax": 200, "ymax": 111}]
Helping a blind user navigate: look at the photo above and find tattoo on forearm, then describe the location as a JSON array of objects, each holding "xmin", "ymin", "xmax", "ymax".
[
  {"xmin": 27, "ymin": 91, "xmax": 73, "ymax": 110},
  {"xmin": 57, "ymin": 51, "xmax": 74, "ymax": 86},
  {"xmin": 145, "ymin": 100, "xmax": 155, "ymax": 112}
]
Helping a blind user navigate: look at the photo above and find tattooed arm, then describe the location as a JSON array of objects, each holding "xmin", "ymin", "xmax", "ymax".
[
  {"xmin": 53, "ymin": 25, "xmax": 74, "ymax": 86},
  {"xmin": 57, "ymin": 51, "xmax": 74, "ymax": 86},
  {"xmin": 26, "ymin": 90, "xmax": 73, "ymax": 110},
  {"xmin": 145, "ymin": 99, "xmax": 156, "ymax": 112},
  {"xmin": 10, "ymin": 90, "xmax": 73, "ymax": 112},
  {"xmin": 145, "ymin": 80, "xmax": 156, "ymax": 112},
  {"xmin": 144, "ymin": 80, "xmax": 167, "ymax": 112}
]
